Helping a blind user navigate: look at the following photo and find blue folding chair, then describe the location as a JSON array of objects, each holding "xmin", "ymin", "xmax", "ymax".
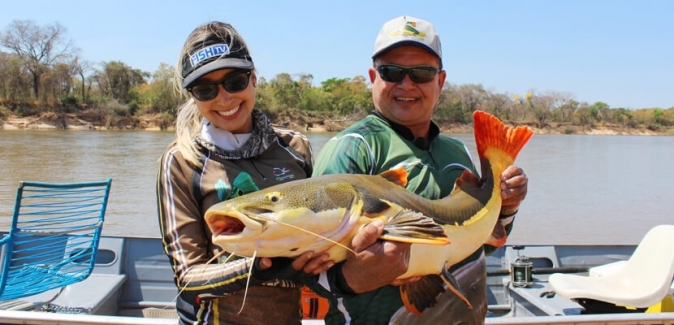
[{"xmin": 0, "ymin": 178, "xmax": 112, "ymax": 301}]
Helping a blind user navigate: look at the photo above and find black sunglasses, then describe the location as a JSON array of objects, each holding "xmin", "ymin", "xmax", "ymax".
[
  {"xmin": 375, "ymin": 64, "xmax": 440, "ymax": 84},
  {"xmin": 187, "ymin": 70, "xmax": 252, "ymax": 101}
]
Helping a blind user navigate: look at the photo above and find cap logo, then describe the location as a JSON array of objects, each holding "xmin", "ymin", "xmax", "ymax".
[
  {"xmin": 189, "ymin": 44, "xmax": 230, "ymax": 67},
  {"xmin": 389, "ymin": 21, "xmax": 427, "ymax": 39}
]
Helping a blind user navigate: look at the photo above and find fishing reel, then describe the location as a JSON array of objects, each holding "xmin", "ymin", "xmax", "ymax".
[{"xmin": 511, "ymin": 247, "xmax": 534, "ymax": 287}]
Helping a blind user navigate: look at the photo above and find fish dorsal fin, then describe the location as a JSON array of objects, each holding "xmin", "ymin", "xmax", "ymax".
[{"xmin": 379, "ymin": 166, "xmax": 408, "ymax": 187}]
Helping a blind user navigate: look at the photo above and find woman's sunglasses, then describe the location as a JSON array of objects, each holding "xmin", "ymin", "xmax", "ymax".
[
  {"xmin": 187, "ymin": 70, "xmax": 252, "ymax": 102},
  {"xmin": 375, "ymin": 64, "xmax": 440, "ymax": 84}
]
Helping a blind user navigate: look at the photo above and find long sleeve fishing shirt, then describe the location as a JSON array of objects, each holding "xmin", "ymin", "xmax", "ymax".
[
  {"xmin": 157, "ymin": 110, "xmax": 313, "ymax": 325},
  {"xmin": 307, "ymin": 112, "xmax": 515, "ymax": 325}
]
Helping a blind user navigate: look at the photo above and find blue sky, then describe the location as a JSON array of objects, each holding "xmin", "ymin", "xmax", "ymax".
[{"xmin": 2, "ymin": 0, "xmax": 672, "ymax": 109}]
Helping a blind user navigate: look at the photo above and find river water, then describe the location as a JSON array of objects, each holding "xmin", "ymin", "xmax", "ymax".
[{"xmin": 0, "ymin": 129, "xmax": 671, "ymax": 245}]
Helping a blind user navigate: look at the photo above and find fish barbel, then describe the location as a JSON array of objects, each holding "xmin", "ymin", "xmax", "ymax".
[{"xmin": 204, "ymin": 110, "xmax": 533, "ymax": 314}]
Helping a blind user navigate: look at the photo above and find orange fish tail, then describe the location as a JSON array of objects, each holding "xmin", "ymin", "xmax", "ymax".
[{"xmin": 473, "ymin": 110, "xmax": 534, "ymax": 162}]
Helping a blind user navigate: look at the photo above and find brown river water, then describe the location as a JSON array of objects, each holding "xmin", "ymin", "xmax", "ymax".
[{"xmin": 1, "ymin": 130, "xmax": 671, "ymax": 245}]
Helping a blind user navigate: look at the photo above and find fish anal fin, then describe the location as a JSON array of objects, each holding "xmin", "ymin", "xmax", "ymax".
[
  {"xmin": 379, "ymin": 166, "xmax": 408, "ymax": 187},
  {"xmin": 379, "ymin": 210, "xmax": 449, "ymax": 245},
  {"xmin": 400, "ymin": 275, "xmax": 446, "ymax": 315},
  {"xmin": 440, "ymin": 265, "xmax": 474, "ymax": 310}
]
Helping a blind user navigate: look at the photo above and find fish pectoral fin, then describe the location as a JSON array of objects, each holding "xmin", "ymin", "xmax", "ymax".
[
  {"xmin": 360, "ymin": 192, "xmax": 393, "ymax": 216},
  {"xmin": 440, "ymin": 264, "xmax": 474, "ymax": 310},
  {"xmin": 399, "ymin": 275, "xmax": 445, "ymax": 315},
  {"xmin": 379, "ymin": 210, "xmax": 449, "ymax": 245}
]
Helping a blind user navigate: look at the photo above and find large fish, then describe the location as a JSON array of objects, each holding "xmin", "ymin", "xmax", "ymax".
[{"xmin": 204, "ymin": 110, "xmax": 533, "ymax": 314}]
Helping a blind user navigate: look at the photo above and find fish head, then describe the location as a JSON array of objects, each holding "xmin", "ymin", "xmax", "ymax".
[{"xmin": 204, "ymin": 177, "xmax": 364, "ymax": 258}]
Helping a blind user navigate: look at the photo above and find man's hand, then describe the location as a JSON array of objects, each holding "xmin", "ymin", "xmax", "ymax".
[
  {"xmin": 293, "ymin": 251, "xmax": 334, "ymax": 274},
  {"xmin": 500, "ymin": 165, "xmax": 528, "ymax": 213},
  {"xmin": 258, "ymin": 251, "xmax": 334, "ymax": 276},
  {"xmin": 341, "ymin": 219, "xmax": 418, "ymax": 293}
]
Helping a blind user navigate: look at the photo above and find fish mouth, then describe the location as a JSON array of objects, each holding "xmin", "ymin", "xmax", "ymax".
[
  {"xmin": 207, "ymin": 208, "xmax": 271, "ymax": 236},
  {"xmin": 209, "ymin": 215, "xmax": 246, "ymax": 236}
]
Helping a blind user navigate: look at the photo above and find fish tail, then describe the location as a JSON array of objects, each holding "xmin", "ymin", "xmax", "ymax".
[{"xmin": 473, "ymin": 110, "xmax": 534, "ymax": 164}]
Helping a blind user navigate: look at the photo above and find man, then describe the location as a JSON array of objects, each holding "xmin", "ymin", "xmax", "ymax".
[{"xmin": 308, "ymin": 16, "xmax": 528, "ymax": 324}]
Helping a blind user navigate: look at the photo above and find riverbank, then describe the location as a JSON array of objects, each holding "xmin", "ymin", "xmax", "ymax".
[{"xmin": 1, "ymin": 111, "xmax": 671, "ymax": 136}]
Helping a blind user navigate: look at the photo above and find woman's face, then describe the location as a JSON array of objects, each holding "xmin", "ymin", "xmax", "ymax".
[{"xmin": 192, "ymin": 68, "xmax": 257, "ymax": 134}]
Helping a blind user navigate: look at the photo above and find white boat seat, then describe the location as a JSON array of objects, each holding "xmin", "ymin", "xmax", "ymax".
[{"xmin": 549, "ymin": 224, "xmax": 674, "ymax": 308}]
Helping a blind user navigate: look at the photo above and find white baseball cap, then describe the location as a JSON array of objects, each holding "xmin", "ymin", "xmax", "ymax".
[{"xmin": 372, "ymin": 16, "xmax": 442, "ymax": 64}]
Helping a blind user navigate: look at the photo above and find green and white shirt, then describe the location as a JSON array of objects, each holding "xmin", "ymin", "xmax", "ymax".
[{"xmin": 310, "ymin": 112, "xmax": 505, "ymax": 325}]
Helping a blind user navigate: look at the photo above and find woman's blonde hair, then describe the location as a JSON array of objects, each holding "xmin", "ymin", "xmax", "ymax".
[{"xmin": 172, "ymin": 22, "xmax": 252, "ymax": 167}]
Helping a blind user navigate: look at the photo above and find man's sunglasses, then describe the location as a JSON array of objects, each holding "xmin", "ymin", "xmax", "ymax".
[
  {"xmin": 187, "ymin": 70, "xmax": 252, "ymax": 102},
  {"xmin": 375, "ymin": 64, "xmax": 440, "ymax": 84}
]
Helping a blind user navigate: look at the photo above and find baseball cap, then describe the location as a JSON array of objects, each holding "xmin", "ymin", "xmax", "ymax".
[
  {"xmin": 181, "ymin": 36, "xmax": 254, "ymax": 89},
  {"xmin": 372, "ymin": 16, "xmax": 442, "ymax": 62}
]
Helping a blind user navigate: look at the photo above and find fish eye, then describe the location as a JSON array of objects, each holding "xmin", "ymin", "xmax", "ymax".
[{"xmin": 267, "ymin": 192, "xmax": 281, "ymax": 203}]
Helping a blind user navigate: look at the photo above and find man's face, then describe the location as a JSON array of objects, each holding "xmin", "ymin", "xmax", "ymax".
[{"xmin": 368, "ymin": 46, "xmax": 446, "ymax": 138}]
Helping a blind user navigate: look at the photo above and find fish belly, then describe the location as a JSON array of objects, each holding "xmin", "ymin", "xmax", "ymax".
[
  {"xmin": 398, "ymin": 199, "xmax": 501, "ymax": 279},
  {"xmin": 402, "ymin": 244, "xmax": 453, "ymax": 277}
]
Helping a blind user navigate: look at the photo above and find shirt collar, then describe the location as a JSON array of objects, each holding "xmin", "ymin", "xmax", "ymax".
[{"xmin": 369, "ymin": 110, "xmax": 439, "ymax": 150}]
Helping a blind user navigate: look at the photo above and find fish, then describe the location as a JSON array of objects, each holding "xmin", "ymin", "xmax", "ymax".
[{"xmin": 204, "ymin": 110, "xmax": 534, "ymax": 314}]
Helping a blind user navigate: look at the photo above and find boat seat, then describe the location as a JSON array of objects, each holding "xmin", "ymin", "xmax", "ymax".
[
  {"xmin": 549, "ymin": 224, "xmax": 674, "ymax": 308},
  {"xmin": 0, "ymin": 179, "xmax": 113, "ymax": 301}
]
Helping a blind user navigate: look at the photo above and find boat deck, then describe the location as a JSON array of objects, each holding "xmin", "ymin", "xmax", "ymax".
[{"xmin": 1, "ymin": 235, "xmax": 673, "ymax": 325}]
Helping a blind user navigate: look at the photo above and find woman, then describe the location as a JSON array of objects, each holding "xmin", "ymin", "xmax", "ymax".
[{"xmin": 156, "ymin": 21, "xmax": 331, "ymax": 325}]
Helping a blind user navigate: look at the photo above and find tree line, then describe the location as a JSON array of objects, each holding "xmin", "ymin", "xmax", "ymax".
[{"xmin": 1, "ymin": 20, "xmax": 672, "ymax": 132}]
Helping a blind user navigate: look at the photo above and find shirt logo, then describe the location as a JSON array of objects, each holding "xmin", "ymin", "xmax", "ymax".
[
  {"xmin": 190, "ymin": 44, "xmax": 230, "ymax": 67},
  {"xmin": 273, "ymin": 167, "xmax": 296, "ymax": 182},
  {"xmin": 215, "ymin": 172, "xmax": 259, "ymax": 201}
]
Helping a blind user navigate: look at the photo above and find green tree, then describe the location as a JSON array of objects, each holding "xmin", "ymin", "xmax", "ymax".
[
  {"xmin": 613, "ymin": 108, "xmax": 631, "ymax": 126},
  {"xmin": 95, "ymin": 61, "xmax": 149, "ymax": 104},
  {"xmin": 0, "ymin": 51, "xmax": 33, "ymax": 102},
  {"xmin": 574, "ymin": 105, "xmax": 593, "ymax": 128},
  {"xmin": 653, "ymin": 108, "xmax": 665, "ymax": 126},
  {"xmin": 41, "ymin": 62, "xmax": 75, "ymax": 107},
  {"xmin": 298, "ymin": 87, "xmax": 330, "ymax": 112},
  {"xmin": 254, "ymin": 76, "xmax": 275, "ymax": 112},
  {"xmin": 72, "ymin": 57, "xmax": 94, "ymax": 104},
  {"xmin": 269, "ymin": 73, "xmax": 300, "ymax": 110},
  {"xmin": 321, "ymin": 76, "xmax": 371, "ymax": 115},
  {"xmin": 138, "ymin": 62, "xmax": 181, "ymax": 114},
  {"xmin": 0, "ymin": 20, "xmax": 77, "ymax": 100},
  {"xmin": 588, "ymin": 101, "xmax": 609, "ymax": 125},
  {"xmin": 556, "ymin": 99, "xmax": 579, "ymax": 123}
]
